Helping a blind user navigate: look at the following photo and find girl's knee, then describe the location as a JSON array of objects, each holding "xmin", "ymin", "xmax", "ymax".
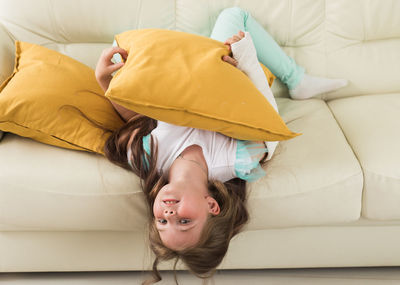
[
  {"xmin": 218, "ymin": 7, "xmax": 248, "ymax": 22},
  {"xmin": 211, "ymin": 7, "xmax": 250, "ymax": 41}
]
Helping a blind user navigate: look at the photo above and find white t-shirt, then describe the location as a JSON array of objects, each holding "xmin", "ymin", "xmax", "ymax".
[{"xmin": 150, "ymin": 121, "xmax": 237, "ymax": 182}]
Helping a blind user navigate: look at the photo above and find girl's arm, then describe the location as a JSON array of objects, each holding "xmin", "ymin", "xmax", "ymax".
[
  {"xmin": 95, "ymin": 47, "xmax": 137, "ymax": 122},
  {"xmin": 225, "ymin": 31, "xmax": 278, "ymax": 113},
  {"xmin": 224, "ymin": 31, "xmax": 279, "ymax": 161}
]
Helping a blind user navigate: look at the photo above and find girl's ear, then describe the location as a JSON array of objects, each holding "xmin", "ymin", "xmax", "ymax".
[{"xmin": 206, "ymin": 196, "xmax": 221, "ymax": 215}]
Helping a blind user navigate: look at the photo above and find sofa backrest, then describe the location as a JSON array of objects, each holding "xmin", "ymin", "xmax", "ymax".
[{"xmin": 1, "ymin": 0, "xmax": 399, "ymax": 100}]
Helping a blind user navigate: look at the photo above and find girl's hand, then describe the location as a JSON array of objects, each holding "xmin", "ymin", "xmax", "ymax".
[
  {"xmin": 222, "ymin": 30, "xmax": 245, "ymax": 67},
  {"xmin": 95, "ymin": 46, "xmax": 128, "ymax": 92}
]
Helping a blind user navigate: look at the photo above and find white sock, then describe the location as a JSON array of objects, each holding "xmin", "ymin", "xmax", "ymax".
[{"xmin": 289, "ymin": 74, "xmax": 348, "ymax": 100}]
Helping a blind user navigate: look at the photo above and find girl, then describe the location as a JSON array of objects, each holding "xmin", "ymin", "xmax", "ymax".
[{"xmin": 95, "ymin": 7, "xmax": 347, "ymax": 284}]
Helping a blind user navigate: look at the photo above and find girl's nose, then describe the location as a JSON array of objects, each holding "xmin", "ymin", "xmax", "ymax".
[{"xmin": 164, "ymin": 209, "xmax": 176, "ymax": 216}]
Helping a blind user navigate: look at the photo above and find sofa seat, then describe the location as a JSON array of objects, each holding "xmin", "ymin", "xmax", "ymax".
[
  {"xmin": 328, "ymin": 94, "xmax": 400, "ymax": 220},
  {"xmin": 247, "ymin": 98, "xmax": 363, "ymax": 229},
  {"xmin": 0, "ymin": 133, "xmax": 147, "ymax": 232},
  {"xmin": 0, "ymin": 98, "xmax": 363, "ymax": 231}
]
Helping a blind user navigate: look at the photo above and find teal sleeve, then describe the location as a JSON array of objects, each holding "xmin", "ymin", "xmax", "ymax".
[
  {"xmin": 143, "ymin": 134, "xmax": 151, "ymax": 156},
  {"xmin": 234, "ymin": 140, "xmax": 268, "ymax": 182},
  {"xmin": 141, "ymin": 134, "xmax": 151, "ymax": 170}
]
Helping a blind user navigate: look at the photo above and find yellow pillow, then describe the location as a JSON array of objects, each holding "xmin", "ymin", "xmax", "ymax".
[
  {"xmin": 0, "ymin": 41, "xmax": 124, "ymax": 154},
  {"xmin": 106, "ymin": 29, "xmax": 299, "ymax": 141}
]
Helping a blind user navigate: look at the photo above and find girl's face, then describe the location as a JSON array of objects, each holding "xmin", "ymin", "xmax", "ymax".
[{"xmin": 153, "ymin": 180, "xmax": 220, "ymax": 250}]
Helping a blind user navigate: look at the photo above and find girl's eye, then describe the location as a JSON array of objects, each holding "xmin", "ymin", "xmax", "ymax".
[
  {"xmin": 158, "ymin": 219, "xmax": 167, "ymax": 224},
  {"xmin": 180, "ymin": 219, "xmax": 191, "ymax": 224}
]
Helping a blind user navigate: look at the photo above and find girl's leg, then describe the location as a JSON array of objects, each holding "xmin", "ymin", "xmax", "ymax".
[
  {"xmin": 211, "ymin": 7, "xmax": 347, "ymax": 99},
  {"xmin": 211, "ymin": 7, "xmax": 303, "ymax": 90}
]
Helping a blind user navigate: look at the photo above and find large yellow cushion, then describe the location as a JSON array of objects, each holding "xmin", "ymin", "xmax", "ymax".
[
  {"xmin": 0, "ymin": 41, "xmax": 124, "ymax": 154},
  {"xmin": 106, "ymin": 29, "xmax": 299, "ymax": 141}
]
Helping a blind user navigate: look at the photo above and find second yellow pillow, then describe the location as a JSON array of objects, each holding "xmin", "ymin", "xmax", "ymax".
[{"xmin": 0, "ymin": 41, "xmax": 124, "ymax": 154}]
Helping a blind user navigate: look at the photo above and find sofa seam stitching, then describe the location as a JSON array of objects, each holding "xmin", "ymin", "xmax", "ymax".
[{"xmin": 249, "ymin": 171, "xmax": 363, "ymax": 200}]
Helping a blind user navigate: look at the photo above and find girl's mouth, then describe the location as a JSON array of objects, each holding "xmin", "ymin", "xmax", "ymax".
[{"xmin": 163, "ymin": 199, "xmax": 179, "ymax": 204}]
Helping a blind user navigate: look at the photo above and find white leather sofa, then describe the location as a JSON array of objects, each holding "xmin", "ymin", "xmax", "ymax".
[{"xmin": 1, "ymin": 0, "xmax": 400, "ymax": 273}]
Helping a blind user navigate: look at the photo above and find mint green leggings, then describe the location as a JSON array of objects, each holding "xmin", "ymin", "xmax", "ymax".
[{"xmin": 210, "ymin": 7, "xmax": 304, "ymax": 90}]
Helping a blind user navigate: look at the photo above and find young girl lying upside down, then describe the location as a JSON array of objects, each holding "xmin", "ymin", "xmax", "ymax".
[{"xmin": 95, "ymin": 7, "xmax": 347, "ymax": 284}]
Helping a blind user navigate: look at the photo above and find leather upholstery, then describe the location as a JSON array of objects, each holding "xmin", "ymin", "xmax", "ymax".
[{"xmin": 1, "ymin": 0, "xmax": 399, "ymax": 272}]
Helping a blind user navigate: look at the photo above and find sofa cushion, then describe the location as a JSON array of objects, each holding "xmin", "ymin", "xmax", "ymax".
[
  {"xmin": 0, "ymin": 133, "xmax": 147, "ymax": 232},
  {"xmin": 0, "ymin": 98, "xmax": 363, "ymax": 231},
  {"xmin": 328, "ymin": 94, "xmax": 400, "ymax": 220},
  {"xmin": 106, "ymin": 29, "xmax": 298, "ymax": 142},
  {"xmin": 246, "ymin": 98, "xmax": 363, "ymax": 229}
]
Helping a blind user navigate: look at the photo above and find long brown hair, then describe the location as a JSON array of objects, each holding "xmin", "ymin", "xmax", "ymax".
[{"xmin": 104, "ymin": 114, "xmax": 249, "ymax": 284}]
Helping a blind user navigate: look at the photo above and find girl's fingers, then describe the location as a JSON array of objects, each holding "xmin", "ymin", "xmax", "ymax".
[
  {"xmin": 225, "ymin": 34, "xmax": 243, "ymax": 46},
  {"xmin": 233, "ymin": 35, "xmax": 241, "ymax": 42},
  {"xmin": 224, "ymin": 38, "xmax": 237, "ymax": 48},
  {"xmin": 224, "ymin": 43, "xmax": 231, "ymax": 52},
  {"xmin": 112, "ymin": 47, "xmax": 128, "ymax": 61},
  {"xmin": 224, "ymin": 38, "xmax": 233, "ymax": 45},
  {"xmin": 106, "ymin": 62, "xmax": 125, "ymax": 74},
  {"xmin": 222, "ymin": 55, "xmax": 238, "ymax": 67},
  {"xmin": 103, "ymin": 47, "xmax": 128, "ymax": 62},
  {"xmin": 224, "ymin": 33, "xmax": 245, "ymax": 53}
]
